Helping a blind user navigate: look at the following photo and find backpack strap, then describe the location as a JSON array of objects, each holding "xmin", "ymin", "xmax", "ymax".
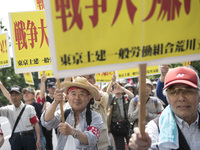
[
  {"xmin": 134, "ymin": 96, "xmax": 158, "ymax": 108},
  {"xmin": 151, "ymin": 97, "xmax": 158, "ymax": 107},
  {"xmin": 133, "ymin": 96, "xmax": 138, "ymax": 106},
  {"xmin": 86, "ymin": 104, "xmax": 92, "ymax": 126},
  {"xmin": 64, "ymin": 109, "xmax": 71, "ymax": 121}
]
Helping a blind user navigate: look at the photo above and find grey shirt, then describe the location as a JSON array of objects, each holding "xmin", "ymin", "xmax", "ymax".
[{"xmin": 41, "ymin": 108, "xmax": 103, "ymax": 150}]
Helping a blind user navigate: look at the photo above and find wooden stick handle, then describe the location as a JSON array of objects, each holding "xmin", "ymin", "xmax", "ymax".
[
  {"xmin": 138, "ymin": 64, "xmax": 147, "ymax": 140},
  {"xmin": 57, "ymin": 79, "xmax": 65, "ymax": 123}
]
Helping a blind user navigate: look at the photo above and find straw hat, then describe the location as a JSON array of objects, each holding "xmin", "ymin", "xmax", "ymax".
[{"xmin": 61, "ymin": 77, "xmax": 98, "ymax": 98}]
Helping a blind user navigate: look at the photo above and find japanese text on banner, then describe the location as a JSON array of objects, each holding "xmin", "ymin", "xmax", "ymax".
[
  {"xmin": 0, "ymin": 33, "xmax": 11, "ymax": 68},
  {"xmin": 10, "ymin": 11, "xmax": 52, "ymax": 73}
]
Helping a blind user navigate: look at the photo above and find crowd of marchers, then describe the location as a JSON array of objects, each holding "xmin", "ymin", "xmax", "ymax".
[{"xmin": 0, "ymin": 65, "xmax": 199, "ymax": 150}]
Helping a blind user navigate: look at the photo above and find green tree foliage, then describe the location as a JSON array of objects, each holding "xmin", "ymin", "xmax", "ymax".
[{"xmin": 148, "ymin": 61, "xmax": 200, "ymax": 81}]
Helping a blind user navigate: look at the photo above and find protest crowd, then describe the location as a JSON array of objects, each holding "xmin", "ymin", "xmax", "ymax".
[{"xmin": 0, "ymin": 65, "xmax": 200, "ymax": 150}]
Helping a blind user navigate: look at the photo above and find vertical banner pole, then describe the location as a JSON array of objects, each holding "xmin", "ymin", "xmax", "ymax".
[
  {"xmin": 57, "ymin": 79, "xmax": 65, "ymax": 123},
  {"xmin": 138, "ymin": 63, "xmax": 147, "ymax": 140}
]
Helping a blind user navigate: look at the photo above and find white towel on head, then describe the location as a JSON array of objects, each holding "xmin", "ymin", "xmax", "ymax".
[{"xmin": 158, "ymin": 105, "xmax": 179, "ymax": 149}]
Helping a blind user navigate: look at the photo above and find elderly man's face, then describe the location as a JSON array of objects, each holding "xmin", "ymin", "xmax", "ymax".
[
  {"xmin": 167, "ymin": 84, "xmax": 200, "ymax": 121},
  {"xmin": 10, "ymin": 91, "xmax": 22, "ymax": 107},
  {"xmin": 67, "ymin": 88, "xmax": 91, "ymax": 112}
]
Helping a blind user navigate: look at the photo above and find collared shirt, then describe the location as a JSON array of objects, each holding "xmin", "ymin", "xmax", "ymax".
[
  {"xmin": 0, "ymin": 102, "xmax": 37, "ymax": 133},
  {"xmin": 147, "ymin": 113, "xmax": 200, "ymax": 150},
  {"xmin": 41, "ymin": 108, "xmax": 102, "ymax": 150},
  {"xmin": 175, "ymin": 114, "xmax": 200, "ymax": 150}
]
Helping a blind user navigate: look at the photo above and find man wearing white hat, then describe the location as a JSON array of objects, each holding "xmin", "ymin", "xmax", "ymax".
[{"xmin": 41, "ymin": 77, "xmax": 103, "ymax": 150}]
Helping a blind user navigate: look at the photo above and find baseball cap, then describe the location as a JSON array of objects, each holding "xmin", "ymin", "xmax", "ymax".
[
  {"xmin": 9, "ymin": 85, "xmax": 22, "ymax": 94},
  {"xmin": 163, "ymin": 67, "xmax": 199, "ymax": 89},
  {"xmin": 22, "ymin": 87, "xmax": 35, "ymax": 94},
  {"xmin": 152, "ymin": 81, "xmax": 157, "ymax": 85},
  {"xmin": 47, "ymin": 82, "xmax": 56, "ymax": 88}
]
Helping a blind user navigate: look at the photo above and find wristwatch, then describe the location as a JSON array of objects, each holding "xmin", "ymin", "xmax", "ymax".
[{"xmin": 73, "ymin": 128, "xmax": 78, "ymax": 139}]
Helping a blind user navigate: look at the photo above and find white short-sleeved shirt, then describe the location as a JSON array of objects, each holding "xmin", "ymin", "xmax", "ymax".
[{"xmin": 0, "ymin": 102, "xmax": 37, "ymax": 132}]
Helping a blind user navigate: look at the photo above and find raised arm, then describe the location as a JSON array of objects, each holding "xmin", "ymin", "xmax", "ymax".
[
  {"xmin": 106, "ymin": 74, "xmax": 116, "ymax": 95},
  {"xmin": 156, "ymin": 65, "xmax": 169, "ymax": 106},
  {"xmin": 40, "ymin": 75, "xmax": 47, "ymax": 99},
  {"xmin": 0, "ymin": 82, "xmax": 12, "ymax": 103},
  {"xmin": 120, "ymin": 84, "xmax": 134, "ymax": 98}
]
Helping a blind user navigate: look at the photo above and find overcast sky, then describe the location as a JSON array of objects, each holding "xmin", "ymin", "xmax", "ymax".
[
  {"xmin": 0, "ymin": 0, "xmax": 36, "ymax": 30},
  {"xmin": 0, "ymin": 0, "xmax": 36, "ymax": 56}
]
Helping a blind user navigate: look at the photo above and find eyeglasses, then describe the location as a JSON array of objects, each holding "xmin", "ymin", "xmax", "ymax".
[{"xmin": 166, "ymin": 87, "xmax": 198, "ymax": 97}]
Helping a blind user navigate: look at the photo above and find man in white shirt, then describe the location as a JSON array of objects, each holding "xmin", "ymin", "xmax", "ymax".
[
  {"xmin": 0, "ymin": 85, "xmax": 41, "ymax": 150},
  {"xmin": 129, "ymin": 67, "xmax": 200, "ymax": 150}
]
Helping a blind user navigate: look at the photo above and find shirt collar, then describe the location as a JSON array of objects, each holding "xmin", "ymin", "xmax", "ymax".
[
  {"xmin": 13, "ymin": 101, "xmax": 24, "ymax": 111},
  {"xmin": 71, "ymin": 108, "xmax": 87, "ymax": 117},
  {"xmin": 175, "ymin": 112, "xmax": 199, "ymax": 129}
]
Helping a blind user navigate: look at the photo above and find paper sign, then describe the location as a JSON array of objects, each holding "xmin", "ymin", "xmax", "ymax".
[
  {"xmin": 24, "ymin": 72, "xmax": 34, "ymax": 85},
  {"xmin": 44, "ymin": 0, "xmax": 200, "ymax": 78},
  {"xmin": 0, "ymin": 33, "xmax": 11, "ymax": 68},
  {"xmin": 117, "ymin": 66, "xmax": 160, "ymax": 79},
  {"xmin": 38, "ymin": 70, "xmax": 54, "ymax": 79},
  {"xmin": 95, "ymin": 71, "xmax": 115, "ymax": 83},
  {"xmin": 9, "ymin": 11, "xmax": 52, "ymax": 74}
]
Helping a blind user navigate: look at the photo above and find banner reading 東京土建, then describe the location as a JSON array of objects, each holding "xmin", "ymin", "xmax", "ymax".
[
  {"xmin": 44, "ymin": 0, "xmax": 200, "ymax": 78},
  {"xmin": 0, "ymin": 33, "xmax": 11, "ymax": 68},
  {"xmin": 9, "ymin": 11, "xmax": 52, "ymax": 74}
]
